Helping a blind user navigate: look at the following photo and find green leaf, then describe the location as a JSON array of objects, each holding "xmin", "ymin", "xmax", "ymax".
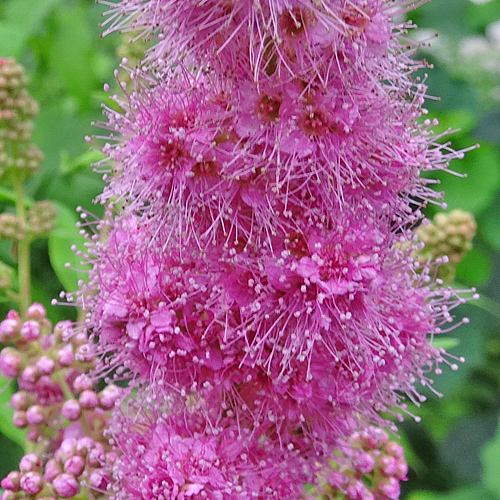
[
  {"xmin": 482, "ymin": 419, "xmax": 500, "ymax": 496},
  {"xmin": 0, "ymin": 186, "xmax": 34, "ymax": 208},
  {"xmin": 4, "ymin": 0, "xmax": 61, "ymax": 32},
  {"xmin": 48, "ymin": 202, "xmax": 90, "ymax": 293},
  {"xmin": 0, "ymin": 375, "xmax": 26, "ymax": 447},
  {"xmin": 455, "ymin": 247, "xmax": 492, "ymax": 286},
  {"xmin": 60, "ymin": 150, "xmax": 105, "ymax": 176},
  {"xmin": 48, "ymin": 5, "xmax": 97, "ymax": 109},
  {"xmin": 0, "ymin": 22, "xmax": 24, "ymax": 57},
  {"xmin": 431, "ymin": 111, "xmax": 478, "ymax": 139},
  {"xmin": 430, "ymin": 304, "xmax": 487, "ymax": 396},
  {"xmin": 430, "ymin": 337, "xmax": 460, "ymax": 351},
  {"xmin": 439, "ymin": 143, "xmax": 500, "ymax": 216},
  {"xmin": 466, "ymin": 1, "xmax": 500, "ymax": 32},
  {"xmin": 407, "ymin": 485, "xmax": 496, "ymax": 500},
  {"xmin": 0, "ymin": 0, "xmax": 62, "ymax": 57},
  {"xmin": 414, "ymin": 0, "xmax": 470, "ymax": 42},
  {"xmin": 479, "ymin": 200, "xmax": 500, "ymax": 251}
]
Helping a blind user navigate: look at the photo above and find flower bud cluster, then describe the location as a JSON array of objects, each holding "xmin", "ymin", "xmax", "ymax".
[
  {"xmin": 306, "ymin": 427, "xmax": 408, "ymax": 500},
  {"xmin": 27, "ymin": 200, "xmax": 58, "ymax": 236},
  {"xmin": 416, "ymin": 209, "xmax": 477, "ymax": 282},
  {"xmin": 1, "ymin": 436, "xmax": 115, "ymax": 499},
  {"xmin": 0, "ymin": 58, "xmax": 43, "ymax": 179},
  {"xmin": 116, "ymin": 32, "xmax": 149, "ymax": 89},
  {"xmin": 0, "ymin": 213, "xmax": 26, "ymax": 241},
  {"xmin": 0, "ymin": 200, "xmax": 57, "ymax": 245},
  {"xmin": 0, "ymin": 303, "xmax": 122, "ymax": 446}
]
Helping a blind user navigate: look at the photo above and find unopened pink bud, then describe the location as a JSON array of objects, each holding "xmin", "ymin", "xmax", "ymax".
[
  {"xmin": 26, "ymin": 405, "xmax": 45, "ymax": 425},
  {"xmin": 98, "ymin": 384, "xmax": 121, "ymax": 410},
  {"xmin": 0, "ymin": 318, "xmax": 20, "ymax": 342},
  {"xmin": 27, "ymin": 426, "xmax": 43, "ymax": 442},
  {"xmin": 13, "ymin": 410, "xmax": 28, "ymax": 428},
  {"xmin": 89, "ymin": 469, "xmax": 109, "ymax": 490},
  {"xmin": 20, "ymin": 471, "xmax": 44, "ymax": 495},
  {"xmin": 72, "ymin": 333, "xmax": 88, "ymax": 346},
  {"xmin": 87, "ymin": 443, "xmax": 105, "ymax": 468},
  {"xmin": 19, "ymin": 453, "xmax": 42, "ymax": 472},
  {"xmin": 346, "ymin": 480, "xmax": 369, "ymax": 500},
  {"xmin": 0, "ymin": 347, "xmax": 22, "ymax": 378},
  {"xmin": 21, "ymin": 365, "xmax": 39, "ymax": 384},
  {"xmin": 20, "ymin": 320, "xmax": 41, "ymax": 341},
  {"xmin": 54, "ymin": 321, "xmax": 73, "ymax": 342},
  {"xmin": 62, "ymin": 400, "xmax": 81, "ymax": 421},
  {"xmin": 106, "ymin": 451, "xmax": 118, "ymax": 465},
  {"xmin": 64, "ymin": 456, "xmax": 85, "ymax": 477},
  {"xmin": 379, "ymin": 455, "xmax": 398, "ymax": 476},
  {"xmin": 353, "ymin": 451, "xmax": 375, "ymax": 474},
  {"xmin": 36, "ymin": 355, "xmax": 55, "ymax": 375},
  {"xmin": 361, "ymin": 428, "xmax": 389, "ymax": 450},
  {"xmin": 6, "ymin": 310, "xmax": 20, "ymax": 321},
  {"xmin": 44, "ymin": 458, "xmax": 62, "ymax": 482},
  {"xmin": 76, "ymin": 436, "xmax": 94, "ymax": 456},
  {"xmin": 57, "ymin": 438, "xmax": 78, "ymax": 461},
  {"xmin": 11, "ymin": 391, "xmax": 30, "ymax": 410},
  {"xmin": 1, "ymin": 471, "xmax": 21, "ymax": 491},
  {"xmin": 385, "ymin": 441, "xmax": 404, "ymax": 459},
  {"xmin": 52, "ymin": 473, "xmax": 79, "ymax": 498},
  {"xmin": 79, "ymin": 390, "xmax": 98, "ymax": 409},
  {"xmin": 396, "ymin": 460, "xmax": 409, "ymax": 480},
  {"xmin": 377, "ymin": 477, "xmax": 401, "ymax": 499},
  {"xmin": 26, "ymin": 303, "xmax": 46, "ymax": 320},
  {"xmin": 361, "ymin": 490, "xmax": 374, "ymax": 500},
  {"xmin": 73, "ymin": 374, "xmax": 93, "ymax": 393},
  {"xmin": 75, "ymin": 343, "xmax": 93, "ymax": 363},
  {"xmin": 0, "ymin": 491, "xmax": 15, "ymax": 500},
  {"xmin": 57, "ymin": 345, "xmax": 74, "ymax": 366}
]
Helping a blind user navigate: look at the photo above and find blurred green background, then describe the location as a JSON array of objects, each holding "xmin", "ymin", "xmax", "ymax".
[{"xmin": 0, "ymin": 0, "xmax": 499, "ymax": 498}]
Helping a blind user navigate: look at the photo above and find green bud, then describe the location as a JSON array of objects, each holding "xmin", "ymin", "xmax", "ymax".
[
  {"xmin": 416, "ymin": 209, "xmax": 477, "ymax": 283},
  {"xmin": 28, "ymin": 201, "xmax": 58, "ymax": 236},
  {"xmin": 0, "ymin": 213, "xmax": 26, "ymax": 241},
  {"xmin": 0, "ymin": 58, "xmax": 43, "ymax": 181}
]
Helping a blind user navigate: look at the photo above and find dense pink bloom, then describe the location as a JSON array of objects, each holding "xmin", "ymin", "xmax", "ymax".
[
  {"xmin": 84, "ymin": 0, "xmax": 476, "ymax": 497},
  {"xmin": 107, "ymin": 388, "xmax": 311, "ymax": 500},
  {"xmin": 86, "ymin": 209, "xmax": 472, "ymax": 446},
  {"xmin": 98, "ymin": 65, "xmax": 460, "ymax": 254},
  {"xmin": 100, "ymin": 0, "xmax": 409, "ymax": 85}
]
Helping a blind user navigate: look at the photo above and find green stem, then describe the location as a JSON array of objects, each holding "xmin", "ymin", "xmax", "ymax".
[
  {"xmin": 13, "ymin": 175, "xmax": 31, "ymax": 316},
  {"xmin": 5, "ymin": 289, "xmax": 19, "ymax": 303},
  {"xmin": 52, "ymin": 370, "xmax": 75, "ymax": 401}
]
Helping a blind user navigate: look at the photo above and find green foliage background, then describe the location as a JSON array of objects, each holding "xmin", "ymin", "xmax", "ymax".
[{"xmin": 0, "ymin": 0, "xmax": 499, "ymax": 498}]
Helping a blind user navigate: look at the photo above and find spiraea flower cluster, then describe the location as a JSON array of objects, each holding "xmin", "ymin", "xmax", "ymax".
[{"xmin": 77, "ymin": 0, "xmax": 475, "ymax": 497}]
